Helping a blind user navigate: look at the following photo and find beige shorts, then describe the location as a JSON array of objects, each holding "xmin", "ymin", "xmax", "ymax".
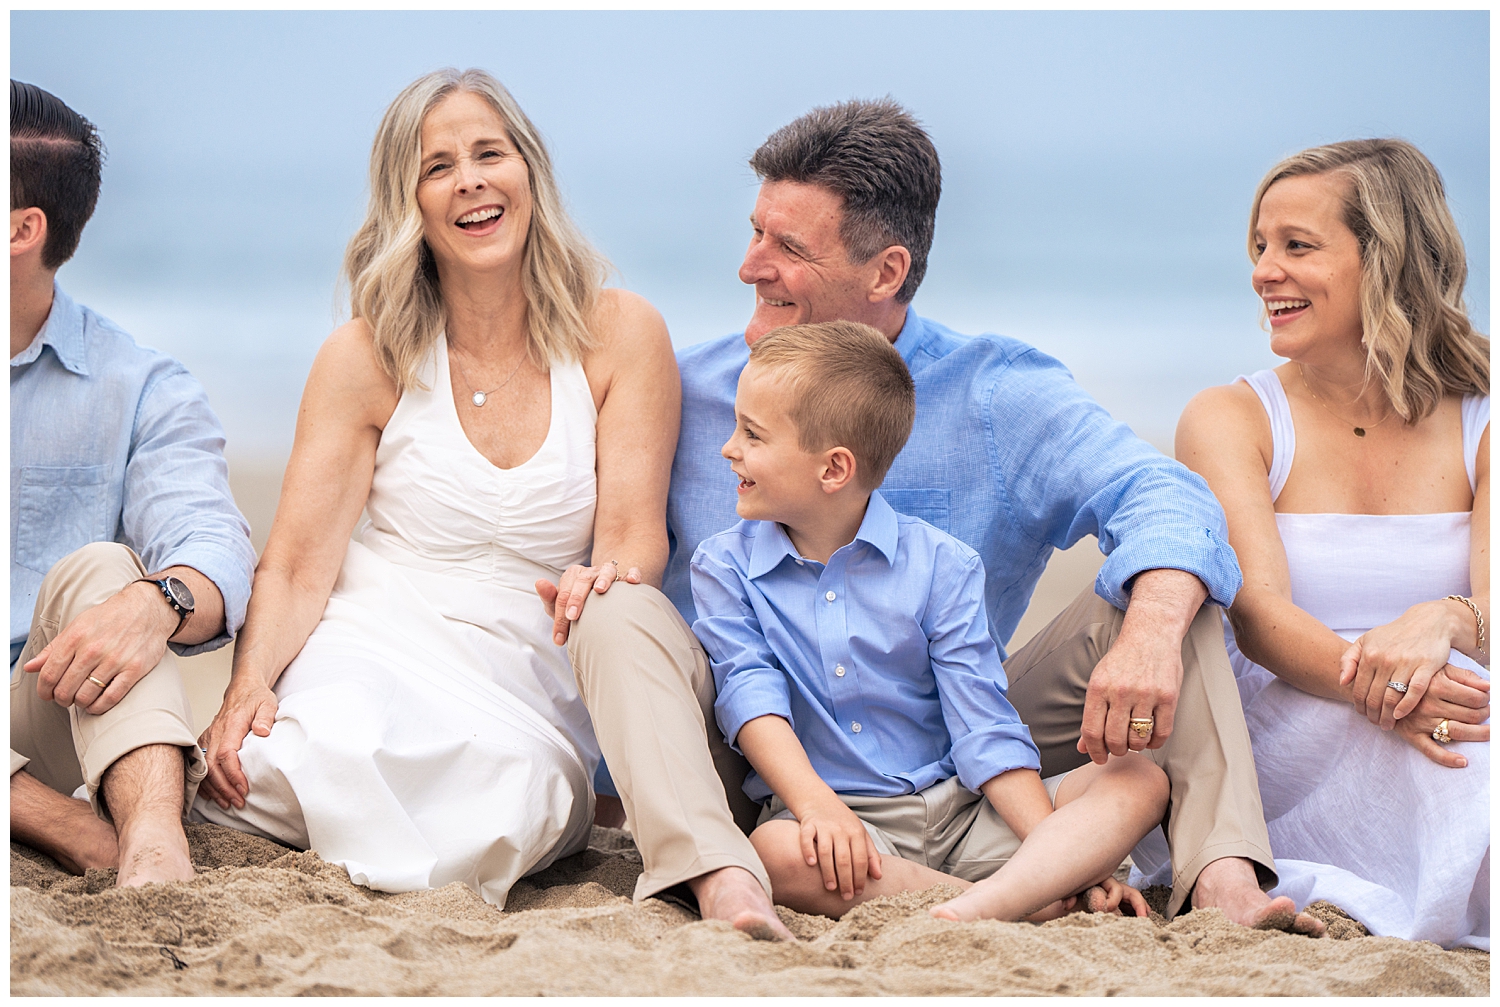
[{"xmin": 757, "ymin": 771, "xmax": 1070, "ymax": 883}]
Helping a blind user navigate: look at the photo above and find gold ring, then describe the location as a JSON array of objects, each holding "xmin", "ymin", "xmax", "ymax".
[
  {"xmin": 1432, "ymin": 719, "xmax": 1452, "ymax": 744},
  {"xmin": 1129, "ymin": 718, "xmax": 1154, "ymax": 739},
  {"xmin": 86, "ymin": 676, "xmax": 106, "ymax": 689}
]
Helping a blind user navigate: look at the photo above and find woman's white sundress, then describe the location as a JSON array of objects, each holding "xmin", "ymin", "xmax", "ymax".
[
  {"xmin": 193, "ymin": 338, "xmax": 601, "ymax": 907},
  {"xmin": 1222, "ymin": 370, "xmax": 1489, "ymax": 950}
]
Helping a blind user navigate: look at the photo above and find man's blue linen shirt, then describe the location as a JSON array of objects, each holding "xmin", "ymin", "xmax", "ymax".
[
  {"xmin": 692, "ymin": 491, "xmax": 1040, "ymax": 801},
  {"xmin": 667, "ymin": 306, "xmax": 1242, "ymax": 660},
  {"xmin": 10, "ymin": 285, "xmax": 256, "ymax": 664}
]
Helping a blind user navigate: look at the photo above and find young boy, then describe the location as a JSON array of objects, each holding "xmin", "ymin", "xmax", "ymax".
[{"xmin": 690, "ymin": 320, "xmax": 1168, "ymax": 922}]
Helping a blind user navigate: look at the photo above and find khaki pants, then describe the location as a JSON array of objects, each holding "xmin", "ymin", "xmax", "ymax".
[
  {"xmin": 1005, "ymin": 585, "xmax": 1275, "ymax": 917},
  {"xmin": 9, "ymin": 542, "xmax": 207, "ymax": 820},
  {"xmin": 759, "ymin": 773, "xmax": 1070, "ymax": 883},
  {"xmin": 569, "ymin": 583, "xmax": 769, "ymax": 901}
]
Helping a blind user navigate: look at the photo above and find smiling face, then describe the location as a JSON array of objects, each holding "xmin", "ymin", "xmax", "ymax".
[
  {"xmin": 738, "ymin": 180, "xmax": 891, "ymax": 346},
  {"xmin": 415, "ymin": 90, "xmax": 533, "ymax": 282},
  {"xmin": 721, "ymin": 363, "xmax": 830, "ymax": 525},
  {"xmin": 1251, "ymin": 172, "xmax": 1366, "ymax": 360}
]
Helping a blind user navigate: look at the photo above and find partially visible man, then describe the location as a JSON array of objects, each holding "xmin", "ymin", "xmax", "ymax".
[
  {"xmin": 570, "ymin": 99, "xmax": 1322, "ymax": 937},
  {"xmin": 10, "ymin": 81, "xmax": 256, "ymax": 887}
]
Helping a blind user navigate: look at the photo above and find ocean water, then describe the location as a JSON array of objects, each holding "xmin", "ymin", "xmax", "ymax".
[{"xmin": 14, "ymin": 10, "xmax": 1488, "ymax": 464}]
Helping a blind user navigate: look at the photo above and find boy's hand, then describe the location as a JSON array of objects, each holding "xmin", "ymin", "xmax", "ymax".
[
  {"xmin": 796, "ymin": 794, "xmax": 883, "ymax": 900},
  {"xmin": 1086, "ymin": 876, "xmax": 1150, "ymax": 917}
]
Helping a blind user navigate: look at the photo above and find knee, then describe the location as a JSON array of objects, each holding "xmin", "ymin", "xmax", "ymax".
[
  {"xmin": 1106, "ymin": 754, "xmax": 1170, "ymax": 811},
  {"xmin": 38, "ymin": 542, "xmax": 141, "ymax": 605},
  {"xmin": 568, "ymin": 583, "xmax": 699, "ymax": 678},
  {"xmin": 750, "ymin": 820, "xmax": 808, "ymax": 887}
]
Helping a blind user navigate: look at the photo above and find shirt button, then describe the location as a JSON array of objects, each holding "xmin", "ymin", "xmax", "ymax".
[
  {"xmin": 794, "ymin": 559, "xmax": 804, "ymax": 566},
  {"xmin": 825, "ymin": 591, "xmax": 837, "ymax": 602},
  {"xmin": 851, "ymin": 722, "xmax": 862, "ymax": 734},
  {"xmin": 835, "ymin": 665, "xmax": 846, "ymax": 677}
]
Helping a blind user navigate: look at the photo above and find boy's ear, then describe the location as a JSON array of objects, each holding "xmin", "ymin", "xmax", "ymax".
[{"xmin": 819, "ymin": 446, "xmax": 859, "ymax": 495}]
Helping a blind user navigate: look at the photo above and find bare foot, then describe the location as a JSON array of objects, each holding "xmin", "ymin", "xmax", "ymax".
[
  {"xmin": 115, "ymin": 818, "xmax": 194, "ymax": 888},
  {"xmin": 10, "ymin": 771, "xmax": 119, "ymax": 875},
  {"xmin": 688, "ymin": 866, "xmax": 794, "ymax": 941},
  {"xmin": 1193, "ymin": 857, "xmax": 1325, "ymax": 937}
]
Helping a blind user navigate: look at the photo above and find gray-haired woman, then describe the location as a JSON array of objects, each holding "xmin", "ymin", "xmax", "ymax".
[
  {"xmin": 1177, "ymin": 138, "xmax": 1489, "ymax": 949},
  {"xmin": 193, "ymin": 69, "xmax": 678, "ymax": 906}
]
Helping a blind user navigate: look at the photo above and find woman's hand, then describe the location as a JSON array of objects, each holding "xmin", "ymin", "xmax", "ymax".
[
  {"xmin": 1340, "ymin": 600, "xmax": 1475, "ymax": 727},
  {"xmin": 795, "ymin": 793, "xmax": 884, "ymax": 901},
  {"xmin": 1390, "ymin": 664, "xmax": 1490, "ymax": 768},
  {"xmin": 196, "ymin": 680, "xmax": 279, "ymax": 810},
  {"xmin": 536, "ymin": 561, "xmax": 643, "ymax": 647}
]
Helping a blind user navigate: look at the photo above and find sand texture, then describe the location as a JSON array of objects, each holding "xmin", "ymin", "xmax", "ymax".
[{"xmin": 11, "ymin": 824, "xmax": 1487, "ymax": 997}]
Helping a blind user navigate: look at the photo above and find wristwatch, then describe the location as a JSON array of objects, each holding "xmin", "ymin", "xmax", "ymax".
[{"xmin": 138, "ymin": 576, "xmax": 195, "ymax": 634}]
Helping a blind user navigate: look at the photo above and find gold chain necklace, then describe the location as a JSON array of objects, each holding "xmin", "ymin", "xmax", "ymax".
[{"xmin": 1298, "ymin": 365, "xmax": 1392, "ymax": 438}]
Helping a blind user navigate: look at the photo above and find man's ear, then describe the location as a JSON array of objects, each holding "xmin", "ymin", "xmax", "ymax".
[
  {"xmin": 819, "ymin": 446, "xmax": 859, "ymax": 495},
  {"xmin": 866, "ymin": 245, "xmax": 911, "ymax": 304},
  {"xmin": 11, "ymin": 207, "xmax": 48, "ymax": 260}
]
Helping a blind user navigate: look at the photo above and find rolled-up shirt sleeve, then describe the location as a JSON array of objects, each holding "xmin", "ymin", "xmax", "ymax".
[
  {"xmin": 991, "ymin": 348, "xmax": 1241, "ymax": 611},
  {"xmin": 925, "ymin": 544, "xmax": 1041, "ymax": 792},
  {"xmin": 691, "ymin": 546, "xmax": 793, "ymax": 752},
  {"xmin": 123, "ymin": 362, "xmax": 256, "ymax": 655}
]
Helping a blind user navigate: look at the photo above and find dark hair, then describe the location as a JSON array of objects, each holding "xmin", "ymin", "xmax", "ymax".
[
  {"xmin": 749, "ymin": 320, "xmax": 916, "ymax": 488},
  {"xmin": 749, "ymin": 98, "xmax": 940, "ymax": 304},
  {"xmin": 11, "ymin": 81, "xmax": 104, "ymax": 269}
]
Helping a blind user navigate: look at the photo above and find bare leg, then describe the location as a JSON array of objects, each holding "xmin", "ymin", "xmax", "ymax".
[
  {"xmin": 10, "ymin": 769, "xmax": 119, "ymax": 874},
  {"xmin": 932, "ymin": 756, "xmax": 1167, "ymax": 922},
  {"xmin": 688, "ymin": 866, "xmax": 795, "ymax": 940},
  {"xmin": 1193, "ymin": 857, "xmax": 1325, "ymax": 936},
  {"xmin": 100, "ymin": 744, "xmax": 195, "ymax": 888}
]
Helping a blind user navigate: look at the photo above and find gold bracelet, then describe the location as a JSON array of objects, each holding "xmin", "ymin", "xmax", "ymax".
[{"xmin": 1445, "ymin": 595, "xmax": 1486, "ymax": 653}]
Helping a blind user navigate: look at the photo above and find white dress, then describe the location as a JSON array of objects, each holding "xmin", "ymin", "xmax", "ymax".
[
  {"xmin": 1227, "ymin": 370, "xmax": 1489, "ymax": 950},
  {"xmin": 193, "ymin": 338, "xmax": 600, "ymax": 907}
]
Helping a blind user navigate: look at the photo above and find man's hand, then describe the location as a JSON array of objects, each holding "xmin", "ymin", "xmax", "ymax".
[
  {"xmin": 536, "ymin": 561, "xmax": 642, "ymax": 647},
  {"xmin": 24, "ymin": 580, "xmax": 178, "ymax": 715},
  {"xmin": 794, "ymin": 792, "xmax": 883, "ymax": 901},
  {"xmin": 1077, "ymin": 569, "xmax": 1207, "ymax": 764},
  {"xmin": 197, "ymin": 679, "xmax": 279, "ymax": 809}
]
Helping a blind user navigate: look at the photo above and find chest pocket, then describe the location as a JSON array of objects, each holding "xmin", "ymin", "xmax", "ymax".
[
  {"xmin": 14, "ymin": 465, "xmax": 113, "ymax": 576},
  {"xmin": 881, "ymin": 488, "xmax": 951, "ymax": 532}
]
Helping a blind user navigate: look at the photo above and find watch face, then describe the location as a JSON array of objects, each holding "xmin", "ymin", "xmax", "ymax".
[{"xmin": 165, "ymin": 577, "xmax": 195, "ymax": 611}]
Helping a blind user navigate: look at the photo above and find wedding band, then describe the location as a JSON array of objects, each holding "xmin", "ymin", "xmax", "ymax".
[
  {"xmin": 86, "ymin": 676, "xmax": 106, "ymax": 689},
  {"xmin": 1432, "ymin": 719, "xmax": 1452, "ymax": 744},
  {"xmin": 1129, "ymin": 718, "xmax": 1154, "ymax": 739},
  {"xmin": 1386, "ymin": 680, "xmax": 1409, "ymax": 694}
]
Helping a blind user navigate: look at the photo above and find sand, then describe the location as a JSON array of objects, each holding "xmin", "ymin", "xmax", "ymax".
[{"xmin": 10, "ymin": 824, "xmax": 1488, "ymax": 997}]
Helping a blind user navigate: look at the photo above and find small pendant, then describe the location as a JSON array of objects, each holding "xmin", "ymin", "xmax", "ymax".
[
  {"xmin": 1353, "ymin": 427, "xmax": 1366, "ymax": 437},
  {"xmin": 472, "ymin": 391, "xmax": 487, "ymax": 407}
]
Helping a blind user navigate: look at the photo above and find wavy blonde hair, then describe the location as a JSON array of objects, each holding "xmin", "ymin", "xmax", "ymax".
[
  {"xmin": 343, "ymin": 68, "xmax": 608, "ymax": 390},
  {"xmin": 1248, "ymin": 139, "xmax": 1488, "ymax": 423}
]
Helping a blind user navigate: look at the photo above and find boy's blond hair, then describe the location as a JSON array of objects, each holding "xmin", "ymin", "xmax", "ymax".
[{"xmin": 748, "ymin": 321, "xmax": 916, "ymax": 488}]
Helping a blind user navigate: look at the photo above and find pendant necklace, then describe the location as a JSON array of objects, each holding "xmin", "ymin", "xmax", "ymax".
[
  {"xmin": 452, "ymin": 342, "xmax": 525, "ymax": 408},
  {"xmin": 1298, "ymin": 365, "xmax": 1392, "ymax": 438}
]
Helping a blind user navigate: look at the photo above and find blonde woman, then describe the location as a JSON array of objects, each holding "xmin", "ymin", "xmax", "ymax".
[
  {"xmin": 1177, "ymin": 139, "xmax": 1489, "ymax": 949},
  {"xmin": 191, "ymin": 69, "xmax": 678, "ymax": 906}
]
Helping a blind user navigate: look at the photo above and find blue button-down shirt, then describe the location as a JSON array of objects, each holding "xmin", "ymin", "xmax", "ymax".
[
  {"xmin": 693, "ymin": 491, "xmax": 1040, "ymax": 800},
  {"xmin": 668, "ymin": 307, "xmax": 1242, "ymax": 659},
  {"xmin": 10, "ymin": 285, "xmax": 256, "ymax": 664}
]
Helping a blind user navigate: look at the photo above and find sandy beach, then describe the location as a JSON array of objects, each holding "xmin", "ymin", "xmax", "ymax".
[{"xmin": 11, "ymin": 463, "xmax": 1488, "ymax": 996}]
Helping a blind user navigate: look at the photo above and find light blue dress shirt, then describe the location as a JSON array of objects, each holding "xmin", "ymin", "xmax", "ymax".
[
  {"xmin": 668, "ymin": 306, "xmax": 1242, "ymax": 660},
  {"xmin": 10, "ymin": 285, "xmax": 256, "ymax": 664},
  {"xmin": 692, "ymin": 491, "xmax": 1041, "ymax": 801}
]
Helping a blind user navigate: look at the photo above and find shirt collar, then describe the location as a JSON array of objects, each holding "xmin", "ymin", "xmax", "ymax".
[
  {"xmin": 10, "ymin": 284, "xmax": 88, "ymax": 376},
  {"xmin": 890, "ymin": 304, "xmax": 929, "ymax": 366},
  {"xmin": 744, "ymin": 490, "xmax": 900, "ymax": 579}
]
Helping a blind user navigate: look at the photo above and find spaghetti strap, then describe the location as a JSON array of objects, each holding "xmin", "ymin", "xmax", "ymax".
[
  {"xmin": 1460, "ymin": 394, "xmax": 1489, "ymax": 495},
  {"xmin": 1237, "ymin": 370, "xmax": 1295, "ymax": 502}
]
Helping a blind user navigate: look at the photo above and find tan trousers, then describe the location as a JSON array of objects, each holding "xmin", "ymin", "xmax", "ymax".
[
  {"xmin": 1005, "ymin": 585, "xmax": 1275, "ymax": 917},
  {"xmin": 568, "ymin": 582, "xmax": 770, "ymax": 902},
  {"xmin": 9, "ymin": 542, "xmax": 207, "ymax": 820}
]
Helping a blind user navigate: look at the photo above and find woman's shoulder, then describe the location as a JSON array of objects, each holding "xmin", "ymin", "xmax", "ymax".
[
  {"xmin": 587, "ymin": 288, "xmax": 669, "ymax": 352},
  {"xmin": 1178, "ymin": 375, "xmax": 1272, "ymax": 441},
  {"xmin": 306, "ymin": 318, "xmax": 401, "ymax": 421}
]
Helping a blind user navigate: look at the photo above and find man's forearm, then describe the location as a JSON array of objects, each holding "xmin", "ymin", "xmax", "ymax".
[
  {"xmin": 1119, "ymin": 568, "xmax": 1209, "ymax": 649},
  {"xmin": 141, "ymin": 565, "xmax": 227, "ymax": 647},
  {"xmin": 736, "ymin": 714, "xmax": 840, "ymax": 816}
]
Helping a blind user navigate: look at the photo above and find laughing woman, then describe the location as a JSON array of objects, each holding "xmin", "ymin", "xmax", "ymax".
[
  {"xmin": 1177, "ymin": 139, "xmax": 1489, "ymax": 949},
  {"xmin": 191, "ymin": 68, "xmax": 678, "ymax": 905}
]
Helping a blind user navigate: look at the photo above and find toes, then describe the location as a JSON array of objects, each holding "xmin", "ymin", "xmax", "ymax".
[
  {"xmin": 929, "ymin": 904, "xmax": 963, "ymax": 922},
  {"xmin": 1250, "ymin": 898, "xmax": 1299, "ymax": 933},
  {"xmin": 1084, "ymin": 886, "xmax": 1112, "ymax": 914},
  {"xmin": 1291, "ymin": 912, "xmax": 1328, "ymax": 938}
]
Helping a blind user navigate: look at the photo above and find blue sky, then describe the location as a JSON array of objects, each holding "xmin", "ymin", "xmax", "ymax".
[{"xmin": 12, "ymin": 10, "xmax": 1489, "ymax": 456}]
